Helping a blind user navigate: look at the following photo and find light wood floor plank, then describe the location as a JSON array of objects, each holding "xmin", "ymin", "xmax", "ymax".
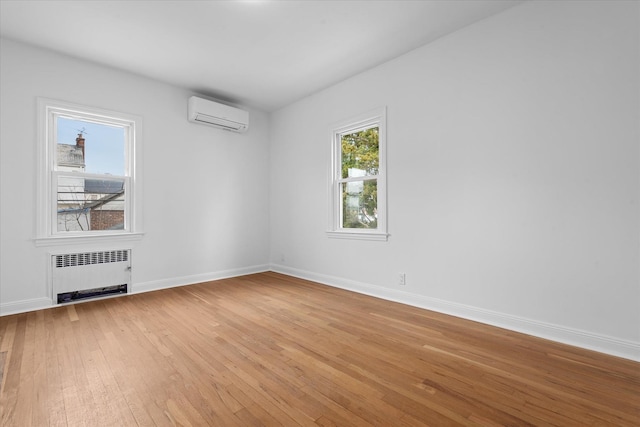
[{"xmin": 0, "ymin": 272, "xmax": 638, "ymax": 426}]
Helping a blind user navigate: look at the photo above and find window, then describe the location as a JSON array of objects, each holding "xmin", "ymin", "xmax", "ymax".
[
  {"xmin": 36, "ymin": 98, "xmax": 143, "ymax": 245},
  {"xmin": 328, "ymin": 107, "xmax": 387, "ymax": 241}
]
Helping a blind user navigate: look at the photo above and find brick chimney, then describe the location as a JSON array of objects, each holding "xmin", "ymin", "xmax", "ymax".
[{"xmin": 75, "ymin": 133, "xmax": 85, "ymax": 158}]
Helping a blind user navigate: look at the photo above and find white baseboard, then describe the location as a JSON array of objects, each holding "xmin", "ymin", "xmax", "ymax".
[
  {"xmin": 270, "ymin": 264, "xmax": 640, "ymax": 362},
  {"xmin": 0, "ymin": 297, "xmax": 53, "ymax": 316},
  {"xmin": 0, "ymin": 264, "xmax": 270, "ymax": 317},
  {"xmin": 133, "ymin": 264, "xmax": 271, "ymax": 294}
]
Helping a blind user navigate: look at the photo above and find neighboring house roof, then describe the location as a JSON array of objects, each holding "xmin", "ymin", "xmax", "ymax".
[
  {"xmin": 57, "ymin": 143, "xmax": 85, "ymax": 167},
  {"xmin": 85, "ymin": 179, "xmax": 124, "ymax": 194}
]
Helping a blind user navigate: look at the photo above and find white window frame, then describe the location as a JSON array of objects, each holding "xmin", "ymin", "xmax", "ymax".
[
  {"xmin": 327, "ymin": 107, "xmax": 388, "ymax": 241},
  {"xmin": 35, "ymin": 98, "xmax": 144, "ymax": 246}
]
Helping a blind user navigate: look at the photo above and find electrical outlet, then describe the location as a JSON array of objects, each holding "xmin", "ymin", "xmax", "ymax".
[{"xmin": 399, "ymin": 273, "xmax": 406, "ymax": 286}]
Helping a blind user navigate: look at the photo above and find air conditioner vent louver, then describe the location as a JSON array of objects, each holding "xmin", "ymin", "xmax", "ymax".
[
  {"xmin": 54, "ymin": 250, "xmax": 129, "ymax": 268},
  {"xmin": 194, "ymin": 113, "xmax": 246, "ymax": 131},
  {"xmin": 188, "ymin": 96, "xmax": 249, "ymax": 133}
]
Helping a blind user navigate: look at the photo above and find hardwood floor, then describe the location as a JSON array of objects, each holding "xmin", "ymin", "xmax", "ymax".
[{"xmin": 1, "ymin": 272, "xmax": 638, "ymax": 426}]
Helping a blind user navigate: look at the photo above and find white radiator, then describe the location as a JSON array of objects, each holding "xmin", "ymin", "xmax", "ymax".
[{"xmin": 52, "ymin": 250, "xmax": 131, "ymax": 303}]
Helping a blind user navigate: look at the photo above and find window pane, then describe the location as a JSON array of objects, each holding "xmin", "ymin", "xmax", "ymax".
[
  {"xmin": 56, "ymin": 117, "xmax": 126, "ymax": 175},
  {"xmin": 56, "ymin": 176, "xmax": 125, "ymax": 232},
  {"xmin": 341, "ymin": 179, "xmax": 377, "ymax": 229},
  {"xmin": 341, "ymin": 127, "xmax": 379, "ymax": 179}
]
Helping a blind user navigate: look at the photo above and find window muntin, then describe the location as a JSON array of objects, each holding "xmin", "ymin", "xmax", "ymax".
[
  {"xmin": 329, "ymin": 108, "xmax": 387, "ymax": 240},
  {"xmin": 36, "ymin": 98, "xmax": 142, "ymax": 244}
]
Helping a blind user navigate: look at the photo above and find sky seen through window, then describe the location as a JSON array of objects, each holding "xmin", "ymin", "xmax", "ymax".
[{"xmin": 57, "ymin": 117, "xmax": 125, "ymax": 176}]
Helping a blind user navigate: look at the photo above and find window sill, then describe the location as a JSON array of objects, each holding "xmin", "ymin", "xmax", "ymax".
[
  {"xmin": 326, "ymin": 231, "xmax": 389, "ymax": 241},
  {"xmin": 34, "ymin": 232, "xmax": 144, "ymax": 247}
]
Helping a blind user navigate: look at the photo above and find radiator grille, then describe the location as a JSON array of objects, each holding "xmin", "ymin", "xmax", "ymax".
[{"xmin": 54, "ymin": 250, "xmax": 129, "ymax": 268}]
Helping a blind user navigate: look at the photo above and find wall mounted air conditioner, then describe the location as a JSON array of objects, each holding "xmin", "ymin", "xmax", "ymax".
[{"xmin": 188, "ymin": 96, "xmax": 249, "ymax": 133}]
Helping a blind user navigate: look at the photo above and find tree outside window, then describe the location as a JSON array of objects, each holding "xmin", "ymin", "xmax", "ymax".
[{"xmin": 341, "ymin": 127, "xmax": 379, "ymax": 229}]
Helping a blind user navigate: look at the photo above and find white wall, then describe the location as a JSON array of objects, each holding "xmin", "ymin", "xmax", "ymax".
[
  {"xmin": 269, "ymin": 0, "xmax": 639, "ymax": 360},
  {"xmin": 0, "ymin": 38, "xmax": 270, "ymax": 313}
]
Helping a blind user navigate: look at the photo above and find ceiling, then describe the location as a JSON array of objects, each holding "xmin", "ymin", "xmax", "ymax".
[{"xmin": 0, "ymin": 0, "xmax": 522, "ymax": 111}]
